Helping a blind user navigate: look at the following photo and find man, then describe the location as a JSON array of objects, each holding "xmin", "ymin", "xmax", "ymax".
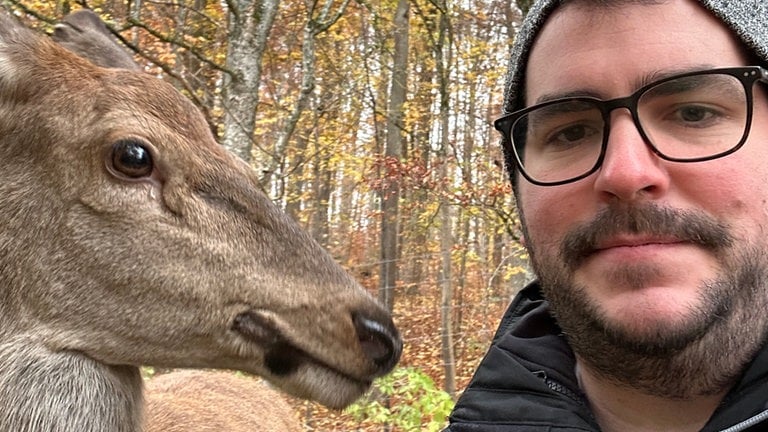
[{"xmin": 446, "ymin": 1, "xmax": 768, "ymax": 431}]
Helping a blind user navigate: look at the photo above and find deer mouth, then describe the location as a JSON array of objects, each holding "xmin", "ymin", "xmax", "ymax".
[{"xmin": 231, "ymin": 310, "xmax": 371, "ymax": 384}]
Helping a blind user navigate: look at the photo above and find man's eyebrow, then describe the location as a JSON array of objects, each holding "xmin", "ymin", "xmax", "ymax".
[
  {"xmin": 632, "ymin": 64, "xmax": 717, "ymax": 88},
  {"xmin": 534, "ymin": 90, "xmax": 602, "ymax": 105},
  {"xmin": 531, "ymin": 64, "xmax": 719, "ymax": 106}
]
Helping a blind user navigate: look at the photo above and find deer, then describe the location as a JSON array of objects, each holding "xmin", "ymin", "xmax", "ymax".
[
  {"xmin": 0, "ymin": 9, "xmax": 402, "ymax": 432},
  {"xmin": 144, "ymin": 370, "xmax": 304, "ymax": 432}
]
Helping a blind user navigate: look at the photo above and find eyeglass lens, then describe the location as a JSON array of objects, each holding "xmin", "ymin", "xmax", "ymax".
[{"xmin": 512, "ymin": 73, "xmax": 748, "ymax": 184}]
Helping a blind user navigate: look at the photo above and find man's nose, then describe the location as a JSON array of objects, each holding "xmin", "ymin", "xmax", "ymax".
[{"xmin": 593, "ymin": 110, "xmax": 670, "ymax": 202}]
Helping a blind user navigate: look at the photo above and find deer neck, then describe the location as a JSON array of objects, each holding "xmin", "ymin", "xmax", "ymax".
[{"xmin": 0, "ymin": 337, "xmax": 144, "ymax": 432}]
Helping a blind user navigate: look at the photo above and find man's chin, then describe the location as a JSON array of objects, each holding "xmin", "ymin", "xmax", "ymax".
[{"xmin": 581, "ymin": 301, "xmax": 715, "ymax": 356}]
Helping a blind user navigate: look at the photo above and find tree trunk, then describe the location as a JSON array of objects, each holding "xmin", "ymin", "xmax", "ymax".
[
  {"xmin": 439, "ymin": 201, "xmax": 456, "ymax": 398},
  {"xmin": 379, "ymin": 0, "xmax": 409, "ymax": 312},
  {"xmin": 312, "ymin": 151, "xmax": 332, "ymax": 247},
  {"xmin": 221, "ymin": 0, "xmax": 279, "ymax": 162},
  {"xmin": 174, "ymin": 0, "xmax": 212, "ymax": 108},
  {"xmin": 435, "ymin": 0, "xmax": 456, "ymax": 398}
]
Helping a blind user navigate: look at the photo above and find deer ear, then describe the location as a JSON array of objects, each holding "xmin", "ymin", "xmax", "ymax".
[
  {"xmin": 0, "ymin": 12, "xmax": 32, "ymax": 94},
  {"xmin": 0, "ymin": 10, "xmax": 26, "ymax": 42},
  {"xmin": 0, "ymin": 12, "xmax": 76, "ymax": 103},
  {"xmin": 52, "ymin": 10, "xmax": 139, "ymax": 71}
]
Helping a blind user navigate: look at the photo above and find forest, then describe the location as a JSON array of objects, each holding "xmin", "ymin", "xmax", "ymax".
[{"xmin": 4, "ymin": 0, "xmax": 532, "ymax": 429}]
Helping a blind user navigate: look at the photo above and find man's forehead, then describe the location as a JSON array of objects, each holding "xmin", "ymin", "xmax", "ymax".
[
  {"xmin": 530, "ymin": 65, "xmax": 721, "ymax": 105},
  {"xmin": 522, "ymin": 0, "xmax": 741, "ymax": 104},
  {"xmin": 502, "ymin": 0, "xmax": 768, "ymax": 114}
]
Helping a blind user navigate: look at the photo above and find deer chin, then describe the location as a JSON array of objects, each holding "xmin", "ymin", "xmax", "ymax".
[
  {"xmin": 267, "ymin": 355, "xmax": 373, "ymax": 409},
  {"xmin": 230, "ymin": 310, "xmax": 372, "ymax": 409}
]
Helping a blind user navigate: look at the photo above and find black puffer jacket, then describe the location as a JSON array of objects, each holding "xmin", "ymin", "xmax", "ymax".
[{"xmin": 445, "ymin": 283, "xmax": 768, "ymax": 432}]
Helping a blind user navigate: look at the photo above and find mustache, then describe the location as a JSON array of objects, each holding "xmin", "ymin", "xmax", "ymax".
[{"xmin": 561, "ymin": 204, "xmax": 733, "ymax": 269}]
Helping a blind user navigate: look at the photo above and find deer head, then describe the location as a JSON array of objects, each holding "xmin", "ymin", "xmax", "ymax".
[{"xmin": 0, "ymin": 10, "xmax": 400, "ymax": 430}]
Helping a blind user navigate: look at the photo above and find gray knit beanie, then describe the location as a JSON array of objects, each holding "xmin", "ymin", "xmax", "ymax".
[{"xmin": 501, "ymin": 0, "xmax": 768, "ymax": 183}]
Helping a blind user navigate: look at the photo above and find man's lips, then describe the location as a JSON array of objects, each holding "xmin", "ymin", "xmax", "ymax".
[
  {"xmin": 559, "ymin": 204, "xmax": 732, "ymax": 269},
  {"xmin": 593, "ymin": 235, "xmax": 685, "ymax": 252}
]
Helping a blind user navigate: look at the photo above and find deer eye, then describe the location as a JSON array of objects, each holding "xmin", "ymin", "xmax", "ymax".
[{"xmin": 111, "ymin": 139, "xmax": 153, "ymax": 178}]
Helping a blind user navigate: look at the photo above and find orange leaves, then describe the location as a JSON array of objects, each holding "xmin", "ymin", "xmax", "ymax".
[{"xmin": 368, "ymin": 155, "xmax": 440, "ymax": 193}]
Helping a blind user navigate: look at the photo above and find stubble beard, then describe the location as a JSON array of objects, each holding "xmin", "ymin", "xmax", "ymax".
[{"xmin": 526, "ymin": 204, "xmax": 768, "ymax": 399}]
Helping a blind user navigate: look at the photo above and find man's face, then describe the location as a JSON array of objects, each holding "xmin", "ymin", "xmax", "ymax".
[{"xmin": 519, "ymin": 0, "xmax": 768, "ymax": 394}]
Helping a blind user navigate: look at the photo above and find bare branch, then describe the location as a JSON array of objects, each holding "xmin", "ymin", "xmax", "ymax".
[{"xmin": 125, "ymin": 17, "xmax": 230, "ymax": 75}]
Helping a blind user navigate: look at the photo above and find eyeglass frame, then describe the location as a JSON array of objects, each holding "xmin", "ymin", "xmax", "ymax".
[{"xmin": 494, "ymin": 66, "xmax": 768, "ymax": 187}]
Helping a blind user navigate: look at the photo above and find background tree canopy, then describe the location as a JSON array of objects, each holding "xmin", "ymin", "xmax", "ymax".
[{"xmin": 3, "ymin": 0, "xmax": 531, "ymax": 428}]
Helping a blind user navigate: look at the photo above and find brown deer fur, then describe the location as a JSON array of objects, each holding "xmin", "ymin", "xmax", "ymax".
[{"xmin": 145, "ymin": 370, "xmax": 303, "ymax": 432}]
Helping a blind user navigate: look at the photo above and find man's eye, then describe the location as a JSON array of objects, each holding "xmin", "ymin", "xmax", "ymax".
[
  {"xmin": 543, "ymin": 123, "xmax": 601, "ymax": 151},
  {"xmin": 558, "ymin": 125, "xmax": 590, "ymax": 142},
  {"xmin": 677, "ymin": 105, "xmax": 715, "ymax": 123}
]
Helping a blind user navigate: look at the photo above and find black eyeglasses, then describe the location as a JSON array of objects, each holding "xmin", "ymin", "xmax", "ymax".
[{"xmin": 494, "ymin": 66, "xmax": 768, "ymax": 186}]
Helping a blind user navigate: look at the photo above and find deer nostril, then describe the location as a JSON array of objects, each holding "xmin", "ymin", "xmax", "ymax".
[{"xmin": 352, "ymin": 313, "xmax": 403, "ymax": 376}]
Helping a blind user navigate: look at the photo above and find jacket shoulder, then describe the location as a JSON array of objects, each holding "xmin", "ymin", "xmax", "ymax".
[{"xmin": 447, "ymin": 283, "xmax": 598, "ymax": 431}]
